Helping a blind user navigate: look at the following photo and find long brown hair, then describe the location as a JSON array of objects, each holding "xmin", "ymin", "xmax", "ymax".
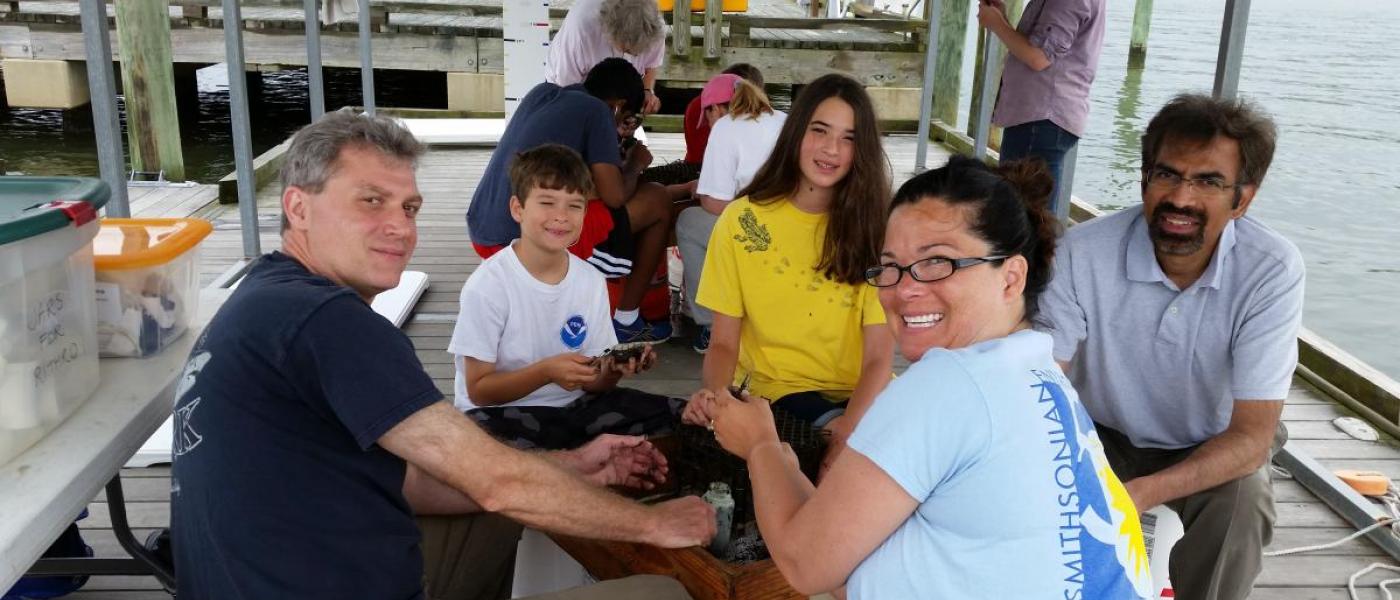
[{"xmin": 738, "ymin": 74, "xmax": 891, "ymax": 285}]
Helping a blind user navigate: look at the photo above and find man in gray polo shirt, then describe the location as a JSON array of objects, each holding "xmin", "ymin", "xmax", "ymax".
[{"xmin": 1036, "ymin": 94, "xmax": 1304, "ymax": 600}]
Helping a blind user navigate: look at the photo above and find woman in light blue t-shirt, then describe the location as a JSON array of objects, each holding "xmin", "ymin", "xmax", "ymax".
[{"xmin": 711, "ymin": 155, "xmax": 1152, "ymax": 599}]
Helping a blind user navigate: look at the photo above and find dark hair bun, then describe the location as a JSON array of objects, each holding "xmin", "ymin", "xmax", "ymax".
[{"xmin": 995, "ymin": 158, "xmax": 1060, "ymax": 276}]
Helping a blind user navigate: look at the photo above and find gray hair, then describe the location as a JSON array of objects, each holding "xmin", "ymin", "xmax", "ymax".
[
  {"xmin": 599, "ymin": 0, "xmax": 665, "ymax": 56},
  {"xmin": 279, "ymin": 108, "xmax": 425, "ymax": 231}
]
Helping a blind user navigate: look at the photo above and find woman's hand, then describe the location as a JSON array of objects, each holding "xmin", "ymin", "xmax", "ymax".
[
  {"xmin": 712, "ymin": 390, "xmax": 781, "ymax": 460},
  {"xmin": 682, "ymin": 388, "xmax": 717, "ymax": 425}
]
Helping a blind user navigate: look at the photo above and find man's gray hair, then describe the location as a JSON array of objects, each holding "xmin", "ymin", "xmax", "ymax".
[
  {"xmin": 279, "ymin": 108, "xmax": 425, "ymax": 231},
  {"xmin": 599, "ymin": 0, "xmax": 665, "ymax": 56}
]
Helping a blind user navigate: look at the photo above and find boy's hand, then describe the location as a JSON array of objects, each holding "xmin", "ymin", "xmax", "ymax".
[
  {"xmin": 544, "ymin": 353, "xmax": 599, "ymax": 390},
  {"xmin": 610, "ymin": 344, "xmax": 657, "ymax": 377}
]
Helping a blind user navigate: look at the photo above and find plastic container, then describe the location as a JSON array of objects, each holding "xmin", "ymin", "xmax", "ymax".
[
  {"xmin": 656, "ymin": 0, "xmax": 748, "ymax": 12},
  {"xmin": 92, "ymin": 218, "xmax": 212, "ymax": 357},
  {"xmin": 0, "ymin": 177, "xmax": 109, "ymax": 467}
]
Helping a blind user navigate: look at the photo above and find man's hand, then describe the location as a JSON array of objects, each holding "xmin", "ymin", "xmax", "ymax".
[
  {"xmin": 644, "ymin": 497, "xmax": 717, "ymax": 548},
  {"xmin": 564, "ymin": 434, "xmax": 669, "ymax": 490},
  {"xmin": 543, "ymin": 353, "xmax": 598, "ymax": 390},
  {"xmin": 625, "ymin": 142, "xmax": 654, "ymax": 171},
  {"xmin": 643, "ymin": 90, "xmax": 662, "ymax": 115},
  {"xmin": 976, "ymin": 0, "xmax": 1010, "ymax": 31}
]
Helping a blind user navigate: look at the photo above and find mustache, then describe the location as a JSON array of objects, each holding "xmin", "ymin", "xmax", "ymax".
[{"xmin": 1152, "ymin": 204, "xmax": 1207, "ymax": 223}]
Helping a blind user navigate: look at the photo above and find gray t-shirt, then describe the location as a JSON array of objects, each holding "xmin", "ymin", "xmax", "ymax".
[{"xmin": 1035, "ymin": 206, "xmax": 1305, "ymax": 449}]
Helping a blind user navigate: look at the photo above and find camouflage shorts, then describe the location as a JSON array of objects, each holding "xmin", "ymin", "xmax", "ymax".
[{"xmin": 466, "ymin": 387, "xmax": 686, "ymax": 450}]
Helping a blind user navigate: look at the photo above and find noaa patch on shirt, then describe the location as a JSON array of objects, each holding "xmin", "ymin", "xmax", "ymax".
[{"xmin": 560, "ymin": 315, "xmax": 588, "ymax": 349}]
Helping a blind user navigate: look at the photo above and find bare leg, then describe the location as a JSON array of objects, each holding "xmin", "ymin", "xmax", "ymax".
[{"xmin": 619, "ymin": 182, "xmax": 672, "ymax": 312}]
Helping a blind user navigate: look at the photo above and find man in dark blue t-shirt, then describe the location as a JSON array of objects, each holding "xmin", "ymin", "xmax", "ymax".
[
  {"xmin": 170, "ymin": 109, "xmax": 713, "ymax": 600},
  {"xmin": 467, "ymin": 58, "xmax": 683, "ymax": 345}
]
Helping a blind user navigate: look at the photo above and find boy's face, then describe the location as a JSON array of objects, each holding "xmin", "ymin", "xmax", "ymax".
[{"xmin": 510, "ymin": 186, "xmax": 589, "ymax": 253}]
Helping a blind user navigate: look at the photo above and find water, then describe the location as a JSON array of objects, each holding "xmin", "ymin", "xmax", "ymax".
[
  {"xmin": 945, "ymin": 0, "xmax": 1400, "ymax": 381},
  {"xmin": 1, "ymin": 0, "xmax": 1397, "ymax": 380}
]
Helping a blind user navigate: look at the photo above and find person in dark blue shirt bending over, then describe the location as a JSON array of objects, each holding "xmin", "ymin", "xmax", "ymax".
[
  {"xmin": 169, "ymin": 109, "xmax": 714, "ymax": 600},
  {"xmin": 468, "ymin": 57, "xmax": 690, "ymax": 345}
]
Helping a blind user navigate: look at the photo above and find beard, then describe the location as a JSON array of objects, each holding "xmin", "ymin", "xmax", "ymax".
[{"xmin": 1148, "ymin": 203, "xmax": 1207, "ymax": 256}]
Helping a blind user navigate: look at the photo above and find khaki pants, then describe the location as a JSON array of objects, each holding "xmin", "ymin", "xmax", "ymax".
[
  {"xmin": 1096, "ymin": 424, "xmax": 1285, "ymax": 600},
  {"xmin": 417, "ymin": 514, "xmax": 691, "ymax": 600}
]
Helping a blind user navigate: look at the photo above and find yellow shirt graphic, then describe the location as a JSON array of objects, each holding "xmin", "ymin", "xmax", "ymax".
[{"xmin": 696, "ymin": 197, "xmax": 887, "ymax": 403}]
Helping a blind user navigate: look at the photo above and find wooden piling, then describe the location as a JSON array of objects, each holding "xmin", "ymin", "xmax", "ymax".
[
  {"xmin": 673, "ymin": 0, "xmax": 691, "ymax": 57},
  {"xmin": 931, "ymin": 0, "xmax": 971, "ymax": 127},
  {"xmin": 114, "ymin": 0, "xmax": 184, "ymax": 180},
  {"xmin": 967, "ymin": 0, "xmax": 1022, "ymax": 147},
  {"xmin": 704, "ymin": 0, "xmax": 723, "ymax": 60},
  {"xmin": 1128, "ymin": 0, "xmax": 1153, "ymax": 68}
]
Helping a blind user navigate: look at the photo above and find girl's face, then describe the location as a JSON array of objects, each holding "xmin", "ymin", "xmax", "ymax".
[{"xmin": 796, "ymin": 96, "xmax": 856, "ymax": 192}]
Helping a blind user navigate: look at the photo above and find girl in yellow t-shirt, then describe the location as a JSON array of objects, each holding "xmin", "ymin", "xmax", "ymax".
[{"xmin": 682, "ymin": 74, "xmax": 895, "ymax": 470}]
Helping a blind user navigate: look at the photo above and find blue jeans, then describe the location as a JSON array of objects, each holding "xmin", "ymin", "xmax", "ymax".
[{"xmin": 999, "ymin": 120, "xmax": 1079, "ymax": 215}]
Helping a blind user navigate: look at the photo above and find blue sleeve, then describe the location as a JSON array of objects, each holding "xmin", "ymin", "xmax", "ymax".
[
  {"xmin": 582, "ymin": 99, "xmax": 623, "ymax": 168},
  {"xmin": 293, "ymin": 295, "xmax": 444, "ymax": 450},
  {"xmin": 846, "ymin": 352, "xmax": 995, "ymax": 501}
]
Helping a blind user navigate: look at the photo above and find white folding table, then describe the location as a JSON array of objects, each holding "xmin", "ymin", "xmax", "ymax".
[{"xmin": 0, "ymin": 289, "xmax": 228, "ymax": 593}]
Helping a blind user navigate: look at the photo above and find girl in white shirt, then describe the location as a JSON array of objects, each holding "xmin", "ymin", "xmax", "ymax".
[{"xmin": 677, "ymin": 74, "xmax": 787, "ymax": 353}]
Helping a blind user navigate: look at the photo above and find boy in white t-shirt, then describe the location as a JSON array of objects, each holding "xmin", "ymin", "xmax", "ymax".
[{"xmin": 449, "ymin": 144, "xmax": 684, "ymax": 449}]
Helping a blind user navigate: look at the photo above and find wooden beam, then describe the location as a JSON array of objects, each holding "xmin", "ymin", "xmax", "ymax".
[
  {"xmin": 661, "ymin": 44, "xmax": 926, "ymax": 86},
  {"xmin": 932, "ymin": 0, "xmax": 970, "ymax": 127},
  {"xmin": 671, "ymin": 0, "xmax": 690, "ymax": 57},
  {"xmin": 702, "ymin": 0, "xmax": 722, "ymax": 60},
  {"xmin": 114, "ymin": 0, "xmax": 184, "ymax": 180}
]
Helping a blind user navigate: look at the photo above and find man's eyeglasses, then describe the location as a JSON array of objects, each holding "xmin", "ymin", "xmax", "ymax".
[
  {"xmin": 864, "ymin": 255, "xmax": 1008, "ymax": 287},
  {"xmin": 1143, "ymin": 167, "xmax": 1240, "ymax": 197}
]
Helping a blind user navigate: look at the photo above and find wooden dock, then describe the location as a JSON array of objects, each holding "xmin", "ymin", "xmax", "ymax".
[
  {"xmin": 0, "ymin": 0, "xmax": 925, "ymax": 87},
  {"xmin": 56, "ymin": 133, "xmax": 1400, "ymax": 599}
]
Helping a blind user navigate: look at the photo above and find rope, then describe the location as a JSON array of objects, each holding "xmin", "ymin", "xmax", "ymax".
[{"xmin": 1263, "ymin": 484, "xmax": 1400, "ymax": 599}]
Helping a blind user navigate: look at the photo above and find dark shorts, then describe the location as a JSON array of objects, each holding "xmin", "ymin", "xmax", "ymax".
[
  {"xmin": 471, "ymin": 199, "xmax": 634, "ymax": 278},
  {"xmin": 772, "ymin": 391, "xmax": 848, "ymax": 428},
  {"xmin": 466, "ymin": 387, "xmax": 684, "ymax": 450}
]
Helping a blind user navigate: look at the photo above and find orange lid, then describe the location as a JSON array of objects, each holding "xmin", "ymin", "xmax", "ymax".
[{"xmin": 93, "ymin": 218, "xmax": 213, "ymax": 270}]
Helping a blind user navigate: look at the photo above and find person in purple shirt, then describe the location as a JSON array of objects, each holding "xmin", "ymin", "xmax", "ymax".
[{"xmin": 979, "ymin": 0, "xmax": 1107, "ymax": 213}]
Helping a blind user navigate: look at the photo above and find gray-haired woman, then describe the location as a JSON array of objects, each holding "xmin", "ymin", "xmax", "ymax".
[{"xmin": 546, "ymin": 0, "xmax": 667, "ymax": 113}]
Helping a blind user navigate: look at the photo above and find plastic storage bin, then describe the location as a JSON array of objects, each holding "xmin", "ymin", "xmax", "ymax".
[
  {"xmin": 656, "ymin": 0, "xmax": 748, "ymax": 12},
  {"xmin": 93, "ymin": 218, "xmax": 212, "ymax": 357},
  {"xmin": 0, "ymin": 177, "xmax": 109, "ymax": 467}
]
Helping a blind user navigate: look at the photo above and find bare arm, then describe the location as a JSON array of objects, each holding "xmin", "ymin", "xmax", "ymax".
[
  {"xmin": 464, "ymin": 355, "xmax": 595, "ymax": 407},
  {"xmin": 842, "ymin": 324, "xmax": 896, "ymax": 429},
  {"xmin": 592, "ymin": 136, "xmax": 652, "ymax": 210},
  {"xmin": 978, "ymin": 1, "xmax": 1052, "ymax": 71},
  {"xmin": 380, "ymin": 402, "xmax": 715, "ymax": 546},
  {"xmin": 1125, "ymin": 399, "xmax": 1284, "ymax": 510},
  {"xmin": 404, "ymin": 464, "xmax": 482, "ymax": 515},
  {"xmin": 747, "ymin": 441, "xmax": 917, "ymax": 594},
  {"xmin": 702, "ymin": 312, "xmax": 743, "ymax": 394},
  {"xmin": 642, "ymin": 68, "xmax": 661, "ymax": 114}
]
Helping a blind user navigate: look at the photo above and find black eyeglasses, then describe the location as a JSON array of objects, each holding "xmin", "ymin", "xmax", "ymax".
[
  {"xmin": 1143, "ymin": 167, "xmax": 1240, "ymax": 197},
  {"xmin": 864, "ymin": 255, "xmax": 1008, "ymax": 287}
]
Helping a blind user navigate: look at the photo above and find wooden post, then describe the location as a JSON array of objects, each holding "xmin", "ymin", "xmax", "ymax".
[
  {"xmin": 703, "ymin": 0, "xmax": 722, "ymax": 60},
  {"xmin": 967, "ymin": 0, "xmax": 1022, "ymax": 147},
  {"xmin": 931, "ymin": 0, "xmax": 970, "ymax": 127},
  {"xmin": 114, "ymin": 0, "xmax": 184, "ymax": 180},
  {"xmin": 1128, "ymin": 0, "xmax": 1153, "ymax": 68},
  {"xmin": 672, "ymin": 0, "xmax": 691, "ymax": 57}
]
